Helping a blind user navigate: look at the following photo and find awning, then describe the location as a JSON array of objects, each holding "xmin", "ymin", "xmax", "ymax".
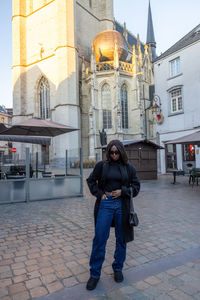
[
  {"xmin": 165, "ymin": 130, "xmax": 200, "ymax": 145},
  {"xmin": 0, "ymin": 135, "xmax": 51, "ymax": 145}
]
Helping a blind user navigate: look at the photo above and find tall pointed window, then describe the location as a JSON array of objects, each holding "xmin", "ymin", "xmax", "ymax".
[
  {"xmin": 101, "ymin": 84, "xmax": 112, "ymax": 129},
  {"xmin": 121, "ymin": 84, "xmax": 128, "ymax": 128},
  {"xmin": 38, "ymin": 77, "xmax": 50, "ymax": 119}
]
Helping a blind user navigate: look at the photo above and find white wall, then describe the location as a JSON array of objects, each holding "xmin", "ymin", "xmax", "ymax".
[{"xmin": 154, "ymin": 40, "xmax": 200, "ymax": 173}]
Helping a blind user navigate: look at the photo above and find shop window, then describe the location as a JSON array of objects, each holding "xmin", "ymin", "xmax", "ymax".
[{"xmin": 183, "ymin": 144, "xmax": 195, "ymax": 161}]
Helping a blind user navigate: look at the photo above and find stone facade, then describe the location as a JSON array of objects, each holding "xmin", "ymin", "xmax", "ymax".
[
  {"xmin": 12, "ymin": 0, "xmax": 155, "ymax": 161},
  {"xmin": 81, "ymin": 38, "xmax": 155, "ymax": 158}
]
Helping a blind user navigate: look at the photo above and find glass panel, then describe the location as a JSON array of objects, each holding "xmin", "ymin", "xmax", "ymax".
[
  {"xmin": 102, "ymin": 84, "xmax": 111, "ymax": 109},
  {"xmin": 167, "ymin": 144, "xmax": 173, "ymax": 153},
  {"xmin": 170, "ymin": 88, "xmax": 182, "ymax": 113},
  {"xmin": 108, "ymin": 110, "xmax": 112, "ymax": 129},
  {"xmin": 121, "ymin": 85, "xmax": 128, "ymax": 129},
  {"xmin": 176, "ymin": 58, "xmax": 180, "ymax": 74},
  {"xmin": 103, "ymin": 110, "xmax": 112, "ymax": 129},
  {"xmin": 170, "ymin": 60, "xmax": 175, "ymax": 76},
  {"xmin": 39, "ymin": 77, "xmax": 50, "ymax": 119},
  {"xmin": 178, "ymin": 97, "xmax": 182, "ymax": 110},
  {"xmin": 172, "ymin": 98, "xmax": 176, "ymax": 112},
  {"xmin": 183, "ymin": 145, "xmax": 195, "ymax": 161}
]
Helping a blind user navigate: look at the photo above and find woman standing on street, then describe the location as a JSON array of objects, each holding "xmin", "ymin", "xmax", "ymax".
[{"xmin": 86, "ymin": 140, "xmax": 140, "ymax": 290}]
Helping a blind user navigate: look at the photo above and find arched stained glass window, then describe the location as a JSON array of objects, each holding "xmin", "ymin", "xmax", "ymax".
[
  {"xmin": 121, "ymin": 84, "xmax": 128, "ymax": 129},
  {"xmin": 101, "ymin": 84, "xmax": 112, "ymax": 129},
  {"xmin": 38, "ymin": 77, "xmax": 50, "ymax": 119}
]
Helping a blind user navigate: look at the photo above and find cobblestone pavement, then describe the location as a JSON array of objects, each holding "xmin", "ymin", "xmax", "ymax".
[{"xmin": 0, "ymin": 171, "xmax": 200, "ymax": 299}]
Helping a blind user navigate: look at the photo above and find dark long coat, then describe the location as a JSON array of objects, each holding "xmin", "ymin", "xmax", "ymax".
[{"xmin": 87, "ymin": 160, "xmax": 140, "ymax": 243}]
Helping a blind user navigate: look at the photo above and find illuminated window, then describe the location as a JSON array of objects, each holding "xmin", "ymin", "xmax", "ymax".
[
  {"xmin": 1, "ymin": 117, "xmax": 4, "ymax": 123},
  {"xmin": 121, "ymin": 84, "xmax": 128, "ymax": 129},
  {"xmin": 170, "ymin": 57, "xmax": 180, "ymax": 77},
  {"xmin": 183, "ymin": 144, "xmax": 195, "ymax": 161},
  {"xmin": 101, "ymin": 84, "xmax": 112, "ymax": 129},
  {"xmin": 170, "ymin": 88, "xmax": 183, "ymax": 113},
  {"xmin": 38, "ymin": 77, "xmax": 50, "ymax": 119}
]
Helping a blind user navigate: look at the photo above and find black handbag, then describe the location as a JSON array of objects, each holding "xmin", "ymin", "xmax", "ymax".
[{"xmin": 129, "ymin": 188, "xmax": 139, "ymax": 227}]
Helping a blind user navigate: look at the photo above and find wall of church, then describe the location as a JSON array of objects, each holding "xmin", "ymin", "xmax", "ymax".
[{"xmin": 12, "ymin": 0, "xmax": 80, "ymax": 161}]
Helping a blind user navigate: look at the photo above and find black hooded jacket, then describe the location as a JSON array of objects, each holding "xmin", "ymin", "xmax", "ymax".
[{"xmin": 87, "ymin": 160, "xmax": 140, "ymax": 243}]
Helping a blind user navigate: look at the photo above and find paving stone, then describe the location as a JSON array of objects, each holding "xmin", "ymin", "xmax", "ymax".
[
  {"xmin": 40, "ymin": 267, "xmax": 54, "ymax": 275},
  {"xmin": 168, "ymin": 288, "xmax": 194, "ymax": 300},
  {"xmin": 62, "ymin": 276, "xmax": 79, "ymax": 288},
  {"xmin": 9, "ymin": 283, "xmax": 26, "ymax": 295},
  {"xmin": 25, "ymin": 278, "xmax": 42, "ymax": 289},
  {"xmin": 30, "ymin": 286, "xmax": 48, "ymax": 298},
  {"xmin": 13, "ymin": 268, "xmax": 26, "ymax": 276},
  {"xmin": 144, "ymin": 275, "xmax": 162, "ymax": 285},
  {"xmin": 0, "ymin": 279, "xmax": 12, "ymax": 288},
  {"xmin": 13, "ymin": 274, "xmax": 29, "ymax": 283},
  {"xmin": 55, "ymin": 268, "xmax": 72, "ymax": 279},
  {"xmin": 0, "ymin": 287, "xmax": 8, "ymax": 297},
  {"xmin": 46, "ymin": 281, "xmax": 64, "ymax": 293},
  {"xmin": 11, "ymin": 262, "xmax": 25, "ymax": 270},
  {"xmin": 12, "ymin": 291, "xmax": 30, "ymax": 300},
  {"xmin": 41, "ymin": 273, "xmax": 57, "ymax": 285},
  {"xmin": 132, "ymin": 281, "xmax": 151, "ymax": 290}
]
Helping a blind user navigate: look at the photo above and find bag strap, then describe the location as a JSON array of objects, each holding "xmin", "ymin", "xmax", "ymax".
[{"xmin": 130, "ymin": 187, "xmax": 135, "ymax": 213}]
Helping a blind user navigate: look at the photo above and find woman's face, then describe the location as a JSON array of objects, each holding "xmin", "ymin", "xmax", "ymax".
[{"xmin": 110, "ymin": 145, "xmax": 120, "ymax": 161}]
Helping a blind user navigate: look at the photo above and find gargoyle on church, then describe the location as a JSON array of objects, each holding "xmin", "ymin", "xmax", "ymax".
[{"xmin": 12, "ymin": 0, "xmax": 156, "ymax": 162}]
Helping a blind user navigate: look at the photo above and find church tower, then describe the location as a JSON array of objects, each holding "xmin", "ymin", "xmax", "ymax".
[
  {"xmin": 146, "ymin": 1, "xmax": 156, "ymax": 60},
  {"xmin": 12, "ymin": 0, "xmax": 114, "ymax": 162}
]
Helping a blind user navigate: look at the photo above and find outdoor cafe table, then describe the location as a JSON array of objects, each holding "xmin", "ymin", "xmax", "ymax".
[{"xmin": 167, "ymin": 168, "xmax": 180, "ymax": 184}]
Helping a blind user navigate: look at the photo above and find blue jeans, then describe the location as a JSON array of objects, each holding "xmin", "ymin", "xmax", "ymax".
[{"xmin": 89, "ymin": 195, "xmax": 126, "ymax": 278}]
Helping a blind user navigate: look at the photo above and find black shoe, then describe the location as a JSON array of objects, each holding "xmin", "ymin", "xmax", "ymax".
[
  {"xmin": 86, "ymin": 277, "xmax": 99, "ymax": 290},
  {"xmin": 114, "ymin": 271, "xmax": 124, "ymax": 283}
]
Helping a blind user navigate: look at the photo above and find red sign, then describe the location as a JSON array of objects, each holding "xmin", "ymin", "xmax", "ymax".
[{"xmin": 12, "ymin": 148, "xmax": 17, "ymax": 153}]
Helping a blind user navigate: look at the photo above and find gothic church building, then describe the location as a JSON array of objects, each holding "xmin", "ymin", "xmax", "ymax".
[{"xmin": 12, "ymin": 0, "xmax": 156, "ymax": 160}]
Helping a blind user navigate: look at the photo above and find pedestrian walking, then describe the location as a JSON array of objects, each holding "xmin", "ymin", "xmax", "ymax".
[{"xmin": 86, "ymin": 139, "xmax": 140, "ymax": 290}]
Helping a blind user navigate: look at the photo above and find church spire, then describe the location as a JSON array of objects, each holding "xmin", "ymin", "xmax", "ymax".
[{"xmin": 146, "ymin": 1, "xmax": 156, "ymax": 60}]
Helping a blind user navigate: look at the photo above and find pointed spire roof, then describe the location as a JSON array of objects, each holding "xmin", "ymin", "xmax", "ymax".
[{"xmin": 146, "ymin": 1, "xmax": 155, "ymax": 44}]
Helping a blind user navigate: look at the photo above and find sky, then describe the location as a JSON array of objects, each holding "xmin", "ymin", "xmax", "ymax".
[{"xmin": 0, "ymin": 0, "xmax": 200, "ymax": 108}]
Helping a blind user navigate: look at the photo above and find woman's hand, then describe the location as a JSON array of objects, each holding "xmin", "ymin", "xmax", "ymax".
[
  {"xmin": 112, "ymin": 189, "xmax": 121, "ymax": 198},
  {"xmin": 101, "ymin": 194, "xmax": 107, "ymax": 200}
]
